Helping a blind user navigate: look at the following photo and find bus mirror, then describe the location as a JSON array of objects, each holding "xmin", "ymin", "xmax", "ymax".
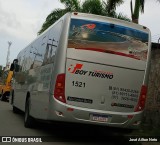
[
  {"xmin": 10, "ymin": 59, "xmax": 19, "ymax": 72},
  {"xmin": 13, "ymin": 59, "xmax": 18, "ymax": 63},
  {"xmin": 10, "ymin": 63, "xmax": 15, "ymax": 71},
  {"xmin": 15, "ymin": 65, "xmax": 20, "ymax": 72}
]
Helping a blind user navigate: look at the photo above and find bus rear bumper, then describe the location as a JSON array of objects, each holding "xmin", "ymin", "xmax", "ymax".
[{"xmin": 49, "ymin": 100, "xmax": 143, "ymax": 129}]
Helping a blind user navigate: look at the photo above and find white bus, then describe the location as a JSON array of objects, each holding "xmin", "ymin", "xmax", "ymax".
[{"xmin": 11, "ymin": 12, "xmax": 151, "ymax": 129}]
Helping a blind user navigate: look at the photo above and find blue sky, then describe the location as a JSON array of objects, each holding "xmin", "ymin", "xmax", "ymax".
[{"xmin": 0, "ymin": 0, "xmax": 159, "ymax": 67}]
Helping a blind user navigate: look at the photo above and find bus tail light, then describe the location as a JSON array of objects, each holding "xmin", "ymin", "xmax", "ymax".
[
  {"xmin": 134, "ymin": 85, "xmax": 147, "ymax": 112},
  {"xmin": 54, "ymin": 73, "xmax": 66, "ymax": 103},
  {"xmin": 74, "ymin": 12, "xmax": 78, "ymax": 15},
  {"xmin": 127, "ymin": 115, "xmax": 133, "ymax": 119},
  {"xmin": 133, "ymin": 121, "xmax": 141, "ymax": 125}
]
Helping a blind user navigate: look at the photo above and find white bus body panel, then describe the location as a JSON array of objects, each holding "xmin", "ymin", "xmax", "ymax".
[
  {"xmin": 49, "ymin": 13, "xmax": 150, "ymax": 129},
  {"xmin": 12, "ymin": 12, "xmax": 151, "ymax": 129},
  {"xmin": 65, "ymin": 49, "xmax": 145, "ymax": 112}
]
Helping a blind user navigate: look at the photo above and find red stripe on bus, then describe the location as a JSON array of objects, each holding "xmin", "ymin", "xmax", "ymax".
[{"xmin": 75, "ymin": 48, "xmax": 140, "ymax": 60}]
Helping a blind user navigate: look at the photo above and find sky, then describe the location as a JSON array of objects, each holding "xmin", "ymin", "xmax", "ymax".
[{"xmin": 0, "ymin": 0, "xmax": 159, "ymax": 67}]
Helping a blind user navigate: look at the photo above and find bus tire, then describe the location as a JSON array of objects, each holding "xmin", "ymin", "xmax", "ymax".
[
  {"xmin": 13, "ymin": 106, "xmax": 20, "ymax": 113},
  {"xmin": 12, "ymin": 93, "xmax": 20, "ymax": 113},
  {"xmin": 24, "ymin": 97, "xmax": 34, "ymax": 128},
  {"xmin": 1, "ymin": 92, "xmax": 7, "ymax": 101},
  {"xmin": 0, "ymin": 91, "xmax": 3, "ymax": 101},
  {"xmin": 11, "ymin": 91, "xmax": 14, "ymax": 105},
  {"xmin": 0, "ymin": 93, "xmax": 2, "ymax": 100}
]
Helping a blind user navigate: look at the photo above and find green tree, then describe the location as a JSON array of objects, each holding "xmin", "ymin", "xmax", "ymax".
[
  {"xmin": 103, "ymin": 0, "xmax": 124, "ymax": 17},
  {"xmin": 38, "ymin": 0, "xmax": 130, "ymax": 34},
  {"xmin": 38, "ymin": 9, "xmax": 67, "ymax": 34},
  {"xmin": 82, "ymin": 0, "xmax": 103, "ymax": 15},
  {"xmin": 60, "ymin": 0, "xmax": 81, "ymax": 11},
  {"xmin": 130, "ymin": 0, "xmax": 160, "ymax": 23},
  {"xmin": 38, "ymin": 0, "xmax": 80, "ymax": 34},
  {"xmin": 0, "ymin": 66, "xmax": 3, "ymax": 78}
]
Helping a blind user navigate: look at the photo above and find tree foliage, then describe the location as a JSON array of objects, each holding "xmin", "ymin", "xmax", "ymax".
[
  {"xmin": 0, "ymin": 70, "xmax": 2, "ymax": 78},
  {"xmin": 103, "ymin": 0, "xmax": 124, "ymax": 17},
  {"xmin": 0, "ymin": 66, "xmax": 3, "ymax": 78},
  {"xmin": 38, "ymin": 9, "xmax": 67, "ymax": 34},
  {"xmin": 60, "ymin": 0, "xmax": 81, "ymax": 11},
  {"xmin": 38, "ymin": 0, "xmax": 160, "ymax": 34},
  {"xmin": 38, "ymin": 0, "xmax": 131, "ymax": 35},
  {"xmin": 82, "ymin": 0, "xmax": 103, "ymax": 15}
]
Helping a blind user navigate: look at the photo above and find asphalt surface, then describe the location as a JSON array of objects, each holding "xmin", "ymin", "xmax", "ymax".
[{"xmin": 0, "ymin": 100, "xmax": 132, "ymax": 145}]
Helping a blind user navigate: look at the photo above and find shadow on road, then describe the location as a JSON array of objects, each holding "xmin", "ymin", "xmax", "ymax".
[
  {"xmin": 30, "ymin": 120, "xmax": 134, "ymax": 144},
  {"xmin": 2, "ymin": 102, "xmax": 136, "ymax": 145}
]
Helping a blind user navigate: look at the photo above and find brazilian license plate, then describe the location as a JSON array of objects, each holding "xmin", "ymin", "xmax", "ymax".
[{"xmin": 90, "ymin": 114, "xmax": 109, "ymax": 122}]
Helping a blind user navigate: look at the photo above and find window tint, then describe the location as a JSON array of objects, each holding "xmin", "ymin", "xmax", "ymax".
[
  {"xmin": 42, "ymin": 20, "xmax": 63, "ymax": 65},
  {"xmin": 30, "ymin": 39, "xmax": 43, "ymax": 69},
  {"xmin": 68, "ymin": 19, "xmax": 149, "ymax": 61},
  {"xmin": 17, "ymin": 20, "xmax": 63, "ymax": 70}
]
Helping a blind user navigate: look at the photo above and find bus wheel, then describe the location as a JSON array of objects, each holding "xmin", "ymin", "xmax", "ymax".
[
  {"xmin": 24, "ymin": 98, "xmax": 34, "ymax": 128},
  {"xmin": 12, "ymin": 93, "xmax": 20, "ymax": 113},
  {"xmin": 0, "ymin": 91, "xmax": 3, "ymax": 101},
  {"xmin": 13, "ymin": 106, "xmax": 21, "ymax": 113},
  {"xmin": 11, "ymin": 91, "xmax": 14, "ymax": 105},
  {"xmin": 1, "ymin": 93, "xmax": 7, "ymax": 101}
]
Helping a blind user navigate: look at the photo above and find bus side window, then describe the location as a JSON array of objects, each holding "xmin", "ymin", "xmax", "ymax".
[
  {"xmin": 42, "ymin": 20, "xmax": 63, "ymax": 65},
  {"xmin": 10, "ymin": 59, "xmax": 19, "ymax": 72},
  {"xmin": 30, "ymin": 39, "xmax": 43, "ymax": 69},
  {"xmin": 40, "ymin": 34, "xmax": 49, "ymax": 66}
]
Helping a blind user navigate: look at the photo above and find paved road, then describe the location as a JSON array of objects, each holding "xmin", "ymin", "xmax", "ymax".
[{"xmin": 0, "ymin": 101, "xmax": 130, "ymax": 145}]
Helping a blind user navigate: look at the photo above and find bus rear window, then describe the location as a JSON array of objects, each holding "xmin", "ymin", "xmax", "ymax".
[{"xmin": 68, "ymin": 19, "xmax": 149, "ymax": 61}]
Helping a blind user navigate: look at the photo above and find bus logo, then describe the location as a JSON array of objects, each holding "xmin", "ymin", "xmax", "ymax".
[
  {"xmin": 68, "ymin": 64, "xmax": 83, "ymax": 73},
  {"xmin": 81, "ymin": 24, "xmax": 96, "ymax": 30},
  {"xmin": 68, "ymin": 63, "xmax": 114, "ymax": 79}
]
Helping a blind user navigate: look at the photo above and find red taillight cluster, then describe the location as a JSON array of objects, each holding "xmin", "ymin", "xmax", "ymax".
[
  {"xmin": 134, "ymin": 85, "xmax": 147, "ymax": 112},
  {"xmin": 54, "ymin": 73, "xmax": 66, "ymax": 103},
  {"xmin": 74, "ymin": 12, "xmax": 78, "ymax": 15}
]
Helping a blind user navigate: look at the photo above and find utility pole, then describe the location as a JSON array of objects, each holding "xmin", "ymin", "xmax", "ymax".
[{"xmin": 6, "ymin": 41, "xmax": 12, "ymax": 70}]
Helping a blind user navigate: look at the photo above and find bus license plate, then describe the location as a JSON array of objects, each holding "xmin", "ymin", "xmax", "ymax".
[{"xmin": 90, "ymin": 114, "xmax": 108, "ymax": 122}]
